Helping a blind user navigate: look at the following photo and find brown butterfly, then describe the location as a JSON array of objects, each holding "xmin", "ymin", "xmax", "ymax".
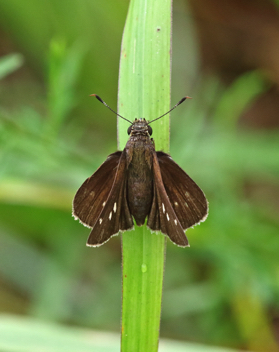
[{"xmin": 73, "ymin": 95, "xmax": 208, "ymax": 247}]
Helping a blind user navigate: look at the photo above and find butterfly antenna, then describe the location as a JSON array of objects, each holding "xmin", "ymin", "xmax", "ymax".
[
  {"xmin": 91, "ymin": 94, "xmax": 133, "ymax": 124},
  {"xmin": 148, "ymin": 96, "xmax": 192, "ymax": 124}
]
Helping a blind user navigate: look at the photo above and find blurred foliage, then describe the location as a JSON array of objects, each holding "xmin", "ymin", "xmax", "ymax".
[
  {"xmin": 0, "ymin": 315, "xmax": 241, "ymax": 352},
  {"xmin": 0, "ymin": 1, "xmax": 279, "ymax": 351},
  {"xmin": 0, "ymin": 53, "xmax": 24, "ymax": 80}
]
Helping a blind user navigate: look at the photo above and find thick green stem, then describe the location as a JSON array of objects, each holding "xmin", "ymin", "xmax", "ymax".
[{"xmin": 118, "ymin": 0, "xmax": 172, "ymax": 351}]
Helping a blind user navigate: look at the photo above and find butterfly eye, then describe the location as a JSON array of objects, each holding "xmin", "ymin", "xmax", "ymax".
[
  {"xmin": 148, "ymin": 125, "xmax": 152, "ymax": 135},
  {"xmin": 127, "ymin": 125, "xmax": 132, "ymax": 135}
]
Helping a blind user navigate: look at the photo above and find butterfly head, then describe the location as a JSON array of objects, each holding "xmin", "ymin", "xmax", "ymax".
[{"xmin": 127, "ymin": 118, "xmax": 153, "ymax": 136}]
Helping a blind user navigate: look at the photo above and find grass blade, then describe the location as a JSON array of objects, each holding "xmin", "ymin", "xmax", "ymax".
[{"xmin": 118, "ymin": 0, "xmax": 172, "ymax": 350}]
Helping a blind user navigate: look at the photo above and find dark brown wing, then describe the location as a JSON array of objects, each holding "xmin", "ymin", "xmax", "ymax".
[
  {"xmin": 147, "ymin": 152, "xmax": 189, "ymax": 247},
  {"xmin": 73, "ymin": 151, "xmax": 134, "ymax": 246},
  {"xmin": 157, "ymin": 152, "xmax": 208, "ymax": 230},
  {"xmin": 86, "ymin": 150, "xmax": 133, "ymax": 246},
  {"xmin": 73, "ymin": 151, "xmax": 122, "ymax": 227}
]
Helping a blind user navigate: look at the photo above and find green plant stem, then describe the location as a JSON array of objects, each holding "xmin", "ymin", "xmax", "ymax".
[{"xmin": 118, "ymin": 0, "xmax": 172, "ymax": 351}]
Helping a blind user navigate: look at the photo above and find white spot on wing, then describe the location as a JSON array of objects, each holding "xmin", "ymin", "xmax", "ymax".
[
  {"xmin": 102, "ymin": 201, "xmax": 106, "ymax": 207},
  {"xmin": 99, "ymin": 218, "xmax": 103, "ymax": 224},
  {"xmin": 185, "ymin": 202, "xmax": 189, "ymax": 208},
  {"xmin": 174, "ymin": 219, "xmax": 177, "ymax": 225},
  {"xmin": 166, "ymin": 213, "xmax": 170, "ymax": 221},
  {"xmin": 174, "ymin": 201, "xmax": 178, "ymax": 206},
  {"xmin": 113, "ymin": 202, "xmax": 117, "ymax": 213},
  {"xmin": 162, "ymin": 203, "xmax": 165, "ymax": 213},
  {"xmin": 109, "ymin": 211, "xmax": 112, "ymax": 220}
]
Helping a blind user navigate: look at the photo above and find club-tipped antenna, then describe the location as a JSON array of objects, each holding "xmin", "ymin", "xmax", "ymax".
[
  {"xmin": 148, "ymin": 96, "xmax": 192, "ymax": 124},
  {"xmin": 91, "ymin": 94, "xmax": 133, "ymax": 124}
]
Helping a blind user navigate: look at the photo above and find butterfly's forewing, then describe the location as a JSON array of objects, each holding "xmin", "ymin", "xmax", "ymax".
[
  {"xmin": 147, "ymin": 152, "xmax": 189, "ymax": 247},
  {"xmin": 86, "ymin": 150, "xmax": 134, "ymax": 246},
  {"xmin": 73, "ymin": 151, "xmax": 122, "ymax": 228},
  {"xmin": 157, "ymin": 152, "xmax": 208, "ymax": 229}
]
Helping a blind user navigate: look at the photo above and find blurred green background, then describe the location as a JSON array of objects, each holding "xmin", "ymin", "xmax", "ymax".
[{"xmin": 0, "ymin": 0, "xmax": 279, "ymax": 351}]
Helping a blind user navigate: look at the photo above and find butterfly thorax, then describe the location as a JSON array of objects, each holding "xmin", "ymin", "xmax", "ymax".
[{"xmin": 125, "ymin": 119, "xmax": 154, "ymax": 226}]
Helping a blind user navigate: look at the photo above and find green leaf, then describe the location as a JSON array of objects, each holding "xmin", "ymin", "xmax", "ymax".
[
  {"xmin": 45, "ymin": 39, "xmax": 85, "ymax": 139},
  {"xmin": 0, "ymin": 53, "xmax": 24, "ymax": 80},
  {"xmin": 118, "ymin": 0, "xmax": 171, "ymax": 351}
]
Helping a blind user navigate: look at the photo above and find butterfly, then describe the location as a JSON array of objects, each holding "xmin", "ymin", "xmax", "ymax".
[{"xmin": 73, "ymin": 95, "xmax": 208, "ymax": 247}]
